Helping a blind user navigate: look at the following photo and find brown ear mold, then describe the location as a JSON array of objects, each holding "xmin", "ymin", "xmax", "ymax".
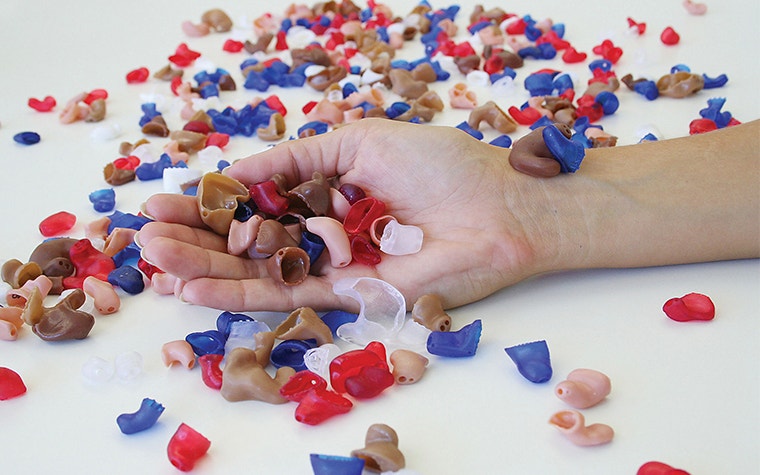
[
  {"xmin": 411, "ymin": 294, "xmax": 452, "ymax": 332},
  {"xmin": 197, "ymin": 172, "xmax": 250, "ymax": 235},
  {"xmin": 350, "ymin": 423, "xmax": 406, "ymax": 473},
  {"xmin": 220, "ymin": 347, "xmax": 295, "ymax": 404},
  {"xmin": 274, "ymin": 307, "xmax": 333, "ymax": 345}
]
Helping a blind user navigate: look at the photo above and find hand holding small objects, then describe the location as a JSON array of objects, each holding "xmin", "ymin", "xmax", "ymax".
[{"xmin": 138, "ymin": 120, "xmax": 542, "ymax": 312}]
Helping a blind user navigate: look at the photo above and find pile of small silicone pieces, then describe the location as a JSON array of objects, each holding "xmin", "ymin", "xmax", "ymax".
[{"xmin": 2, "ymin": 0, "xmax": 724, "ymax": 473}]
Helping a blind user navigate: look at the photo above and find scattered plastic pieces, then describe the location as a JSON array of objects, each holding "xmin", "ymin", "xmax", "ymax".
[
  {"xmin": 426, "ymin": 319, "xmax": 482, "ymax": 357},
  {"xmin": 114, "ymin": 351, "xmax": 143, "ymax": 381},
  {"xmin": 390, "ymin": 349, "xmax": 429, "ymax": 384},
  {"xmin": 542, "ymin": 124, "xmax": 586, "ymax": 173},
  {"xmin": 108, "ymin": 266, "xmax": 145, "ymax": 295},
  {"xmin": 660, "ymin": 27, "xmax": 680, "ymax": 46},
  {"xmin": 333, "ymin": 277, "xmax": 405, "ymax": 347},
  {"xmin": 167, "ymin": 423, "xmax": 211, "ymax": 472},
  {"xmin": 683, "ymin": 0, "xmax": 707, "ymax": 15},
  {"xmin": 662, "ymin": 292, "xmax": 715, "ymax": 322},
  {"xmin": 186, "ymin": 329, "xmax": 226, "ymax": 356},
  {"xmin": 39, "ymin": 211, "xmax": 76, "ymax": 237},
  {"xmin": 198, "ymin": 354, "xmax": 224, "ymax": 390},
  {"xmin": 117, "ymin": 397, "xmax": 165, "ymax": 434},
  {"xmin": 126, "ymin": 67, "xmax": 150, "ymax": 84},
  {"xmin": 310, "ymin": 454, "xmax": 365, "ymax": 475},
  {"xmin": 162, "ymin": 340, "xmax": 197, "ymax": 369},
  {"xmin": 88, "ymin": 189, "xmax": 116, "ymax": 213},
  {"xmin": 28, "ymin": 96, "xmax": 56, "ymax": 112},
  {"xmin": 505, "ymin": 340, "xmax": 553, "ymax": 383},
  {"xmin": 350, "ymin": 423, "xmax": 406, "ymax": 473},
  {"xmin": 81, "ymin": 356, "xmax": 115, "ymax": 384},
  {"xmin": 220, "ymin": 347, "xmax": 294, "ymax": 404},
  {"xmin": 330, "ymin": 341, "xmax": 394, "ymax": 399},
  {"xmin": 549, "ymin": 410, "xmax": 614, "ymax": 446},
  {"xmin": 638, "ymin": 461, "xmax": 691, "ymax": 475},
  {"xmin": 0, "ymin": 367, "xmax": 27, "ymax": 400},
  {"xmin": 12, "ymin": 131, "xmax": 41, "ymax": 145},
  {"xmin": 555, "ymin": 369, "xmax": 611, "ymax": 409}
]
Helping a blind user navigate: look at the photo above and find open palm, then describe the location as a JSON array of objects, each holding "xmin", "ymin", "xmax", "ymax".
[{"xmin": 138, "ymin": 119, "xmax": 542, "ymax": 312}]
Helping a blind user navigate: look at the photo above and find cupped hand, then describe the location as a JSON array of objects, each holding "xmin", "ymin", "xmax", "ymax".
[{"xmin": 138, "ymin": 119, "xmax": 544, "ymax": 312}]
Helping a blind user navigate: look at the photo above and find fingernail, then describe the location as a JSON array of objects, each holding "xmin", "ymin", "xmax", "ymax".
[{"xmin": 139, "ymin": 201, "xmax": 156, "ymax": 220}]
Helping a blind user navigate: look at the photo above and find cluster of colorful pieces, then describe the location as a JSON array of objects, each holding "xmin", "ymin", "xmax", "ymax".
[
  {"xmin": 311, "ymin": 423, "xmax": 406, "ymax": 474},
  {"xmin": 495, "ymin": 291, "xmax": 713, "ymax": 470},
  {"xmin": 189, "ymin": 172, "xmax": 423, "ymax": 285},
  {"xmin": 0, "ymin": 1, "xmax": 722, "ymax": 473},
  {"xmin": 157, "ymin": 288, "xmax": 478, "ymax": 433},
  {"xmin": 1, "ymin": 210, "xmax": 157, "ymax": 342},
  {"xmin": 114, "ymin": 397, "xmax": 210, "ymax": 472},
  {"xmin": 14, "ymin": 0, "xmax": 737, "ymax": 204}
]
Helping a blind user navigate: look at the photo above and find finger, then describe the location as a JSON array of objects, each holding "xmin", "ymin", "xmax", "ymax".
[
  {"xmin": 141, "ymin": 236, "xmax": 266, "ymax": 281},
  {"xmin": 136, "ymin": 221, "xmax": 229, "ymax": 253},
  {"xmin": 223, "ymin": 119, "xmax": 377, "ymax": 186},
  {"xmin": 142, "ymin": 193, "xmax": 207, "ymax": 228},
  {"xmin": 179, "ymin": 276, "xmax": 354, "ymax": 312}
]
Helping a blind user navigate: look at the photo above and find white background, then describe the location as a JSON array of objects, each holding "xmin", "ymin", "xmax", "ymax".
[{"xmin": 0, "ymin": 1, "xmax": 758, "ymax": 474}]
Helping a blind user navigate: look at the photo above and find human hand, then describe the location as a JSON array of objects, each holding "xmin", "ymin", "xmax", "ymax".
[{"xmin": 138, "ymin": 119, "xmax": 547, "ymax": 312}]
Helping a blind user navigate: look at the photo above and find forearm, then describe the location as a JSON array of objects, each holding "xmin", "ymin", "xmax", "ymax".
[{"xmin": 532, "ymin": 120, "xmax": 760, "ymax": 272}]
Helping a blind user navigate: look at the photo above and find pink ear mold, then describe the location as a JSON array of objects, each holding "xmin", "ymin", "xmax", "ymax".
[
  {"xmin": 549, "ymin": 410, "xmax": 614, "ymax": 446},
  {"xmin": 328, "ymin": 188, "xmax": 351, "ymax": 221},
  {"xmin": 305, "ymin": 216, "xmax": 352, "ymax": 268},
  {"xmin": 555, "ymin": 368, "xmax": 612, "ymax": 409},
  {"xmin": 448, "ymin": 82, "xmax": 478, "ymax": 109},
  {"xmin": 5, "ymin": 275, "xmax": 53, "ymax": 308},
  {"xmin": 305, "ymin": 99, "xmax": 344, "ymax": 125},
  {"xmin": 683, "ymin": 0, "xmax": 707, "ymax": 15},
  {"xmin": 181, "ymin": 20, "xmax": 211, "ymax": 37},
  {"xmin": 167, "ymin": 423, "xmax": 211, "ymax": 472},
  {"xmin": 0, "ymin": 319, "xmax": 19, "ymax": 341},
  {"xmin": 228, "ymin": 213, "xmax": 261, "ymax": 254},
  {"xmin": 220, "ymin": 347, "xmax": 295, "ymax": 404},
  {"xmin": 0, "ymin": 306, "xmax": 24, "ymax": 330},
  {"xmin": 161, "ymin": 340, "xmax": 196, "ymax": 369},
  {"xmin": 350, "ymin": 424, "xmax": 406, "ymax": 473},
  {"xmin": 389, "ymin": 349, "xmax": 429, "ymax": 384},
  {"xmin": 83, "ymin": 276, "xmax": 121, "ymax": 315}
]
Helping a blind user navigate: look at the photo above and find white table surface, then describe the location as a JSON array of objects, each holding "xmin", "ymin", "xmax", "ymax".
[{"xmin": 1, "ymin": 1, "xmax": 758, "ymax": 474}]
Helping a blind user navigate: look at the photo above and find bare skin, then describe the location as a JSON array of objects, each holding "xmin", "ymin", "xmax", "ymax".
[{"xmin": 137, "ymin": 119, "xmax": 760, "ymax": 312}]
